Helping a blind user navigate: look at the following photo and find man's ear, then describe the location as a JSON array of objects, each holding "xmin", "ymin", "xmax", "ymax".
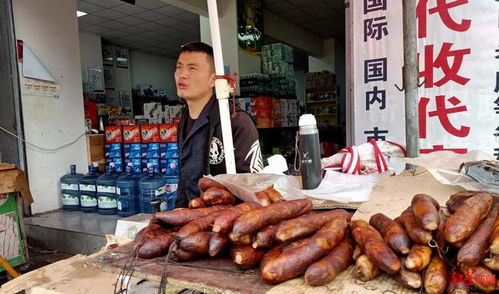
[{"xmin": 209, "ymin": 73, "xmax": 216, "ymax": 88}]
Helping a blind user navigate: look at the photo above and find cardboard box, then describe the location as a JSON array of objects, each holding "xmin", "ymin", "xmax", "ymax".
[
  {"xmin": 159, "ymin": 124, "xmax": 178, "ymax": 143},
  {"xmin": 160, "ymin": 158, "xmax": 179, "ymax": 176},
  {"xmin": 141, "ymin": 159, "xmax": 159, "ymax": 173},
  {"xmin": 141, "ymin": 143, "xmax": 160, "ymax": 159},
  {"xmin": 106, "ymin": 158, "xmax": 123, "ymax": 172},
  {"xmin": 122, "ymin": 125, "xmax": 141, "ymax": 143},
  {"xmin": 252, "ymin": 97, "xmax": 273, "ymax": 109},
  {"xmin": 140, "ymin": 125, "xmax": 160, "ymax": 143},
  {"xmin": 160, "ymin": 143, "xmax": 179, "ymax": 159},
  {"xmin": 104, "ymin": 143, "xmax": 122, "ymax": 158},
  {"xmin": 123, "ymin": 143, "xmax": 142, "ymax": 159},
  {"xmin": 105, "ymin": 126, "xmax": 122, "ymax": 143},
  {"xmin": 143, "ymin": 102, "xmax": 162, "ymax": 118},
  {"xmin": 124, "ymin": 158, "xmax": 142, "ymax": 173},
  {"xmin": 0, "ymin": 163, "xmax": 32, "ymax": 272}
]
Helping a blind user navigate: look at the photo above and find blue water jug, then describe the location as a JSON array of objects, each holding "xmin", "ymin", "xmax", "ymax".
[
  {"xmin": 79, "ymin": 163, "xmax": 102, "ymax": 213},
  {"xmin": 96, "ymin": 165, "xmax": 119, "ymax": 215},
  {"xmin": 138, "ymin": 167, "xmax": 166, "ymax": 214},
  {"xmin": 116, "ymin": 165, "xmax": 140, "ymax": 217},
  {"xmin": 162, "ymin": 175, "xmax": 179, "ymax": 211},
  {"xmin": 60, "ymin": 164, "xmax": 83, "ymax": 211}
]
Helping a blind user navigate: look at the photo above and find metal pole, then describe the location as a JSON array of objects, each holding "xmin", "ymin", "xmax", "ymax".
[
  {"xmin": 207, "ymin": 0, "xmax": 236, "ymax": 174},
  {"xmin": 403, "ymin": 0, "xmax": 420, "ymax": 163}
]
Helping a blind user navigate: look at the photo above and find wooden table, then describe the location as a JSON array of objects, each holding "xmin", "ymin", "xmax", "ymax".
[
  {"xmin": 86, "ymin": 242, "xmax": 273, "ymax": 294},
  {"xmin": 85, "ymin": 242, "xmax": 417, "ymax": 294}
]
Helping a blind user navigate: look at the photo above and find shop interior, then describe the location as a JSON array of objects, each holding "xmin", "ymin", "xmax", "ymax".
[{"xmin": 77, "ymin": 0, "xmax": 346, "ymax": 169}]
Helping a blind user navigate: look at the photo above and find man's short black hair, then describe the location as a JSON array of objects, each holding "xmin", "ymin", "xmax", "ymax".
[{"xmin": 180, "ymin": 41, "xmax": 214, "ymax": 58}]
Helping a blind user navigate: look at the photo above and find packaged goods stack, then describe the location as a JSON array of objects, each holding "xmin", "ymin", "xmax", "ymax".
[
  {"xmin": 140, "ymin": 124, "xmax": 161, "ymax": 173},
  {"xmin": 239, "ymin": 73, "xmax": 271, "ymax": 97},
  {"xmin": 280, "ymin": 99, "xmax": 300, "ymax": 127},
  {"xmin": 141, "ymin": 103, "xmax": 183, "ymax": 124},
  {"xmin": 104, "ymin": 126, "xmax": 124, "ymax": 172},
  {"xmin": 262, "ymin": 43, "xmax": 296, "ymax": 98},
  {"xmin": 305, "ymin": 70, "xmax": 338, "ymax": 126},
  {"xmin": 123, "ymin": 125, "xmax": 142, "ymax": 173},
  {"xmin": 252, "ymin": 97, "xmax": 274, "ymax": 128}
]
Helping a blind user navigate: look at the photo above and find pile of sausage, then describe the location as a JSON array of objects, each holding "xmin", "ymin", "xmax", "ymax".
[
  {"xmin": 131, "ymin": 178, "xmax": 499, "ymax": 292},
  {"xmin": 356, "ymin": 191, "xmax": 499, "ymax": 293},
  {"xmin": 132, "ymin": 177, "xmax": 354, "ymax": 286}
]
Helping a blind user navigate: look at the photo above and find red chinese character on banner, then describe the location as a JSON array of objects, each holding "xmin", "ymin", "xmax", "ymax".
[
  {"xmin": 421, "ymin": 145, "xmax": 468, "ymax": 154},
  {"xmin": 417, "ymin": 0, "xmax": 471, "ymax": 39},
  {"xmin": 419, "ymin": 95, "xmax": 470, "ymax": 138},
  {"xmin": 420, "ymin": 43, "xmax": 471, "ymax": 88}
]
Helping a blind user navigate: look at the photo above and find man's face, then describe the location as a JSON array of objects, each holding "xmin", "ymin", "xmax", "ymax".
[{"xmin": 175, "ymin": 51, "xmax": 215, "ymax": 101}]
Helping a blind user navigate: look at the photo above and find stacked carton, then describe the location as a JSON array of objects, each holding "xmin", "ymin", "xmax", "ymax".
[
  {"xmin": 105, "ymin": 126, "xmax": 124, "ymax": 172},
  {"xmin": 262, "ymin": 43, "xmax": 296, "ymax": 98},
  {"xmin": 141, "ymin": 103, "xmax": 183, "ymax": 124}
]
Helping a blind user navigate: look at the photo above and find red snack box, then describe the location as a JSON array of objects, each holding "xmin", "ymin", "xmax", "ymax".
[
  {"xmin": 140, "ymin": 124, "xmax": 160, "ymax": 143},
  {"xmin": 123, "ymin": 125, "xmax": 141, "ymax": 143},
  {"xmin": 159, "ymin": 124, "xmax": 178, "ymax": 143},
  {"xmin": 252, "ymin": 97, "xmax": 273, "ymax": 109},
  {"xmin": 105, "ymin": 126, "xmax": 122, "ymax": 143}
]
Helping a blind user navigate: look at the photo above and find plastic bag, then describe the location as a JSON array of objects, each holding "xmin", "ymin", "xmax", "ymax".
[
  {"xmin": 321, "ymin": 140, "xmax": 406, "ymax": 175},
  {"xmin": 207, "ymin": 173, "xmax": 305, "ymax": 202},
  {"xmin": 302, "ymin": 169, "xmax": 391, "ymax": 203}
]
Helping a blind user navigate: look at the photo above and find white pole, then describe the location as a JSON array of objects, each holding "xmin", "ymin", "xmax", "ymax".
[{"xmin": 207, "ymin": 0, "xmax": 236, "ymax": 174}]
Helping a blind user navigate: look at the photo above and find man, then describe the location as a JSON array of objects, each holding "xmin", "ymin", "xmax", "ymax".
[{"xmin": 174, "ymin": 42, "xmax": 263, "ymax": 208}]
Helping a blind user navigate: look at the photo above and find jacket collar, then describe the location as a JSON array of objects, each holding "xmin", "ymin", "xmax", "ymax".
[{"xmin": 182, "ymin": 95, "xmax": 216, "ymax": 144}]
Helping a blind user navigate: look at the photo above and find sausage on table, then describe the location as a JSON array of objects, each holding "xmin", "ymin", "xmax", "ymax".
[
  {"xmin": 443, "ymin": 193, "xmax": 493, "ymax": 244},
  {"xmin": 208, "ymin": 233, "xmax": 230, "ymax": 257},
  {"xmin": 230, "ymin": 245, "xmax": 265, "ymax": 269},
  {"xmin": 212, "ymin": 202, "xmax": 261, "ymax": 233},
  {"xmin": 198, "ymin": 177, "xmax": 227, "ymax": 192},
  {"xmin": 395, "ymin": 258, "xmax": 422, "ymax": 290},
  {"xmin": 411, "ymin": 194, "xmax": 440, "ymax": 231},
  {"xmin": 231, "ymin": 199, "xmax": 313, "ymax": 239},
  {"xmin": 355, "ymin": 255, "xmax": 381, "ymax": 282},
  {"xmin": 304, "ymin": 237, "xmax": 354, "ymax": 286},
  {"xmin": 369, "ymin": 212, "xmax": 411, "ymax": 255},
  {"xmin": 202, "ymin": 187, "xmax": 235, "ymax": 206},
  {"xmin": 405, "ymin": 244, "xmax": 432, "ymax": 272},
  {"xmin": 154, "ymin": 206, "xmax": 227, "ymax": 226},
  {"xmin": 350, "ymin": 220, "xmax": 401, "ymax": 275},
  {"xmin": 276, "ymin": 209, "xmax": 351, "ymax": 243},
  {"xmin": 399, "ymin": 208, "xmax": 433, "ymax": 245},
  {"xmin": 423, "ymin": 255, "xmax": 448, "ymax": 294},
  {"xmin": 457, "ymin": 206, "xmax": 498, "ymax": 265},
  {"xmin": 178, "ymin": 231, "xmax": 214, "ymax": 254},
  {"xmin": 260, "ymin": 216, "xmax": 348, "ymax": 284},
  {"xmin": 252, "ymin": 225, "xmax": 278, "ymax": 249}
]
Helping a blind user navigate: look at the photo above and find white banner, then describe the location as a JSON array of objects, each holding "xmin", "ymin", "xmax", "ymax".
[
  {"xmin": 352, "ymin": 0, "xmax": 499, "ymax": 159},
  {"xmin": 352, "ymin": 0, "xmax": 405, "ymax": 145}
]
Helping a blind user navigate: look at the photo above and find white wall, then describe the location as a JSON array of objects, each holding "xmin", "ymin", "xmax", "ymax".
[
  {"xmin": 13, "ymin": 0, "xmax": 88, "ymax": 213},
  {"xmin": 309, "ymin": 38, "xmax": 335, "ymax": 73},
  {"xmin": 79, "ymin": 31, "xmax": 102, "ymax": 70},
  {"xmin": 130, "ymin": 51, "xmax": 177, "ymax": 99}
]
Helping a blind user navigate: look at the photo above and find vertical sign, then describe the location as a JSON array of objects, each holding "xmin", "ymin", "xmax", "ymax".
[
  {"xmin": 417, "ymin": 0, "xmax": 498, "ymax": 156},
  {"xmin": 352, "ymin": 0, "xmax": 405, "ymax": 144},
  {"xmin": 352, "ymin": 0, "xmax": 499, "ymax": 158}
]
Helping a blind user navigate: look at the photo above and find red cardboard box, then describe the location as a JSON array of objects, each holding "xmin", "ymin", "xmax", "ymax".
[
  {"xmin": 159, "ymin": 124, "xmax": 178, "ymax": 143},
  {"xmin": 252, "ymin": 97, "xmax": 273, "ymax": 109},
  {"xmin": 254, "ymin": 108, "xmax": 273, "ymax": 119},
  {"xmin": 141, "ymin": 124, "xmax": 160, "ymax": 143},
  {"xmin": 105, "ymin": 126, "xmax": 122, "ymax": 143},
  {"xmin": 123, "ymin": 125, "xmax": 141, "ymax": 143}
]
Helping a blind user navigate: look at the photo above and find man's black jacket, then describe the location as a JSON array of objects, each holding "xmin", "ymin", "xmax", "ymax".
[{"xmin": 175, "ymin": 96, "xmax": 263, "ymax": 208}]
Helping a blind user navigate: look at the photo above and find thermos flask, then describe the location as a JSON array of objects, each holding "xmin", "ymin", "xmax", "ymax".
[{"xmin": 298, "ymin": 114, "xmax": 322, "ymax": 189}]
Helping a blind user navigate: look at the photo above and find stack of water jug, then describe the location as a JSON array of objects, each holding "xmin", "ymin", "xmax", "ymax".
[{"xmin": 59, "ymin": 162, "xmax": 177, "ymax": 216}]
